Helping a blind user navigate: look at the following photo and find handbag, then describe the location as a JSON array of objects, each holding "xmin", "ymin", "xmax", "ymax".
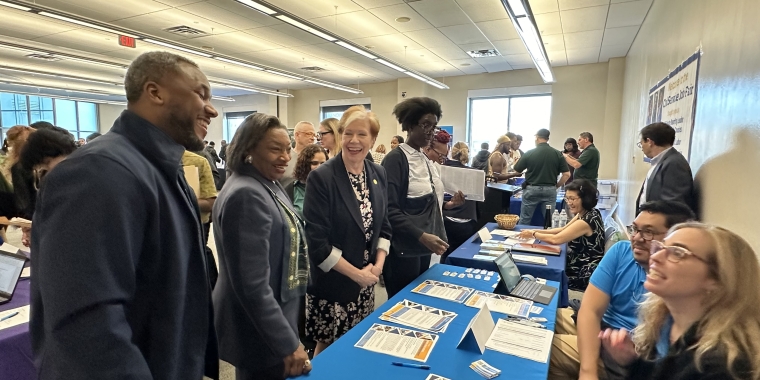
[{"xmin": 391, "ymin": 160, "xmax": 448, "ymax": 256}]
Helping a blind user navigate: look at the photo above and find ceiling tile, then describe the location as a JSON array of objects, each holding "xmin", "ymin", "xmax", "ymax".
[
  {"xmin": 381, "ymin": 48, "xmax": 443, "ymax": 65},
  {"xmin": 530, "ymin": 0, "xmax": 560, "ymax": 14},
  {"xmin": 602, "ymin": 25, "xmax": 639, "ymax": 46},
  {"xmin": 204, "ymin": 0, "xmax": 284, "ymax": 27},
  {"xmin": 113, "ymin": 9, "xmax": 236, "ymax": 41},
  {"xmin": 0, "ymin": 11, "xmax": 78, "ymax": 40},
  {"xmin": 563, "ymin": 29, "xmax": 604, "ymax": 49},
  {"xmin": 179, "ymin": 2, "xmax": 267, "ymax": 30},
  {"xmin": 352, "ymin": 0, "xmax": 404, "ymax": 8},
  {"xmin": 482, "ymin": 61, "xmax": 513, "ymax": 73},
  {"xmin": 253, "ymin": 24, "xmax": 327, "ymax": 47},
  {"xmin": 454, "ymin": 0, "xmax": 510, "ymax": 23},
  {"xmin": 265, "ymin": 0, "xmax": 363, "ymax": 19},
  {"xmin": 33, "ymin": 30, "xmax": 133, "ymax": 55},
  {"xmin": 32, "ymin": 0, "xmax": 171, "ymax": 23},
  {"xmin": 450, "ymin": 59, "xmax": 488, "ymax": 74},
  {"xmin": 238, "ymin": 48, "xmax": 314, "ymax": 64},
  {"xmin": 599, "ymin": 44, "xmax": 630, "ymax": 61},
  {"xmin": 511, "ymin": 64, "xmax": 537, "ymax": 70},
  {"xmin": 351, "ymin": 34, "xmax": 423, "ymax": 53},
  {"xmin": 407, "ymin": 61, "xmax": 458, "ymax": 76},
  {"xmin": 187, "ymin": 31, "xmax": 282, "ymax": 54},
  {"xmin": 535, "ymin": 12, "xmax": 563, "ymax": 35},
  {"xmin": 492, "ymin": 39, "xmax": 528, "ymax": 55},
  {"xmin": 558, "ymin": 0, "xmax": 610, "ymax": 11},
  {"xmin": 548, "ymin": 52, "xmax": 568, "ymax": 67},
  {"xmin": 310, "ymin": 11, "xmax": 398, "ymax": 40},
  {"xmin": 560, "ymin": 5, "xmax": 609, "ymax": 33},
  {"xmin": 504, "ymin": 53, "xmax": 534, "ymax": 65},
  {"xmin": 476, "ymin": 19, "xmax": 519, "ymax": 41},
  {"xmin": 607, "ymin": 0, "xmax": 653, "ymax": 28},
  {"xmin": 294, "ymin": 42, "xmax": 363, "ymax": 58},
  {"xmin": 408, "ymin": 0, "xmax": 470, "ymax": 28},
  {"xmin": 405, "ymin": 28, "xmax": 457, "ymax": 48},
  {"xmin": 367, "ymin": 4, "xmax": 435, "ymax": 33},
  {"xmin": 426, "ymin": 44, "xmax": 472, "ymax": 60},
  {"xmin": 566, "ymin": 46, "xmax": 600, "ymax": 65},
  {"xmin": 541, "ymin": 34, "xmax": 566, "ymax": 51},
  {"xmin": 458, "ymin": 42, "xmax": 498, "ymax": 52}
]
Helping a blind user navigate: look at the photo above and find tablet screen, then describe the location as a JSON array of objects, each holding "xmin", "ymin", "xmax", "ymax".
[
  {"xmin": 0, "ymin": 253, "xmax": 24, "ymax": 295},
  {"xmin": 494, "ymin": 252, "xmax": 522, "ymax": 292}
]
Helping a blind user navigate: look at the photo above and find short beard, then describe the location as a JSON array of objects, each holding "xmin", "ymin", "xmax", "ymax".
[{"xmin": 166, "ymin": 105, "xmax": 204, "ymax": 151}]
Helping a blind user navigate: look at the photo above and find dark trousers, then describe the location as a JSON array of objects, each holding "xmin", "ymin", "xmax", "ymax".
[
  {"xmin": 441, "ymin": 219, "xmax": 478, "ymax": 263},
  {"xmin": 383, "ymin": 249, "xmax": 431, "ymax": 298},
  {"xmin": 235, "ymin": 363, "xmax": 285, "ymax": 380},
  {"xmin": 203, "ymin": 222, "xmax": 219, "ymax": 289}
]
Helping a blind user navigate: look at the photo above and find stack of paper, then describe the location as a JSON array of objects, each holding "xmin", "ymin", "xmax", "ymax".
[
  {"xmin": 464, "ymin": 291, "xmax": 532, "ymax": 318},
  {"xmin": 379, "ymin": 299, "xmax": 457, "ymax": 333},
  {"xmin": 485, "ymin": 319, "xmax": 554, "ymax": 363},
  {"xmin": 490, "ymin": 229, "xmax": 520, "ymax": 238},
  {"xmin": 470, "ymin": 359, "xmax": 501, "ymax": 379},
  {"xmin": 512, "ymin": 254, "xmax": 548, "ymax": 266},
  {"xmin": 354, "ymin": 323, "xmax": 438, "ymax": 362},
  {"xmin": 411, "ymin": 280, "xmax": 474, "ymax": 303}
]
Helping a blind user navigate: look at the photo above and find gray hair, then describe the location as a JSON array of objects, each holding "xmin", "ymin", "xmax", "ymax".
[
  {"xmin": 227, "ymin": 113, "xmax": 287, "ymax": 172},
  {"xmin": 124, "ymin": 51, "xmax": 198, "ymax": 102}
]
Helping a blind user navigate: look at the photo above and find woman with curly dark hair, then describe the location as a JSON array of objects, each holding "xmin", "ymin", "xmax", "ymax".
[
  {"xmin": 284, "ymin": 144, "xmax": 327, "ymax": 216},
  {"xmin": 381, "ymin": 97, "xmax": 451, "ymax": 297},
  {"xmin": 563, "ymin": 137, "xmax": 581, "ymax": 183}
]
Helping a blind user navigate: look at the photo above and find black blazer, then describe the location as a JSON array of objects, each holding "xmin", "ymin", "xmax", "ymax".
[
  {"xmin": 636, "ymin": 148, "xmax": 697, "ymax": 214},
  {"xmin": 304, "ymin": 153, "xmax": 392, "ymax": 303}
]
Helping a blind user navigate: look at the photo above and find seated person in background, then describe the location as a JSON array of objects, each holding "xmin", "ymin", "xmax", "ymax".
[
  {"xmin": 600, "ymin": 223, "xmax": 760, "ymax": 380},
  {"xmin": 372, "ymin": 144, "xmax": 386, "ymax": 164},
  {"xmin": 518, "ymin": 179, "xmax": 605, "ymax": 291},
  {"xmin": 548, "ymin": 201, "xmax": 696, "ymax": 380},
  {"xmin": 284, "ymin": 144, "xmax": 327, "ymax": 216},
  {"xmin": 486, "ymin": 151, "xmax": 508, "ymax": 183}
]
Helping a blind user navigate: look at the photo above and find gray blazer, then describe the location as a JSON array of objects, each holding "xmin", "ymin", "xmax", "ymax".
[
  {"xmin": 636, "ymin": 148, "xmax": 697, "ymax": 214},
  {"xmin": 212, "ymin": 165, "xmax": 301, "ymax": 371}
]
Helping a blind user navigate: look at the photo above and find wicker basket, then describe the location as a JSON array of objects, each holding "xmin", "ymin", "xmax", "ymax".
[{"xmin": 494, "ymin": 214, "xmax": 520, "ymax": 230}]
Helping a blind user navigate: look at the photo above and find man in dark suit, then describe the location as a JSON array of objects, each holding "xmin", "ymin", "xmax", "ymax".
[
  {"xmin": 635, "ymin": 122, "xmax": 697, "ymax": 215},
  {"xmin": 31, "ymin": 51, "xmax": 219, "ymax": 379}
]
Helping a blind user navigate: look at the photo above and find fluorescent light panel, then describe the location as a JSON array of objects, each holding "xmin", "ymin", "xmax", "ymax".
[
  {"xmin": 0, "ymin": 1, "xmax": 31, "ymax": 11},
  {"xmin": 375, "ymin": 59, "xmax": 407, "ymax": 73},
  {"xmin": 210, "ymin": 81, "xmax": 293, "ymax": 98},
  {"xmin": 235, "ymin": 0, "xmax": 276, "ymax": 15},
  {"xmin": 143, "ymin": 39, "xmax": 213, "ymax": 57},
  {"xmin": 0, "ymin": 66, "xmax": 121, "ymax": 86},
  {"xmin": 335, "ymin": 41, "xmax": 376, "ymax": 59},
  {"xmin": 507, "ymin": 0, "xmax": 527, "ymax": 17},
  {"xmin": 214, "ymin": 57, "xmax": 263, "ymax": 70},
  {"xmin": 275, "ymin": 15, "xmax": 337, "ymax": 42},
  {"xmin": 503, "ymin": 0, "xmax": 554, "ymax": 83},
  {"xmin": 212, "ymin": 96, "xmax": 235, "ymax": 102},
  {"xmin": 264, "ymin": 70, "xmax": 301, "ymax": 80},
  {"xmin": 0, "ymin": 81, "xmax": 123, "ymax": 96},
  {"xmin": 38, "ymin": 12, "xmax": 137, "ymax": 38}
]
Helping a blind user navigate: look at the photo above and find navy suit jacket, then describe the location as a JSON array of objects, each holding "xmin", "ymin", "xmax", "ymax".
[{"xmin": 636, "ymin": 148, "xmax": 697, "ymax": 214}]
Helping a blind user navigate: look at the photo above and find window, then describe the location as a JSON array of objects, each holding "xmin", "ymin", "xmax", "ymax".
[
  {"xmin": 468, "ymin": 94, "xmax": 552, "ymax": 159},
  {"xmin": 0, "ymin": 92, "xmax": 99, "ymax": 142},
  {"xmin": 223, "ymin": 111, "xmax": 255, "ymax": 141},
  {"xmin": 320, "ymin": 104, "xmax": 371, "ymax": 120}
]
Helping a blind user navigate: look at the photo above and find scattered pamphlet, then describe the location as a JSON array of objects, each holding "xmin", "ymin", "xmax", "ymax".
[
  {"xmin": 425, "ymin": 375, "xmax": 451, "ymax": 380},
  {"xmin": 379, "ymin": 299, "xmax": 457, "ymax": 333},
  {"xmin": 355, "ymin": 323, "xmax": 438, "ymax": 362},
  {"xmin": 464, "ymin": 291, "xmax": 532, "ymax": 318},
  {"xmin": 470, "ymin": 359, "xmax": 501, "ymax": 379},
  {"xmin": 411, "ymin": 280, "xmax": 474, "ymax": 303},
  {"xmin": 485, "ymin": 319, "xmax": 554, "ymax": 363}
]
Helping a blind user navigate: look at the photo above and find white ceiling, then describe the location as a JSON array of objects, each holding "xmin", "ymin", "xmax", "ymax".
[{"xmin": 0, "ymin": 0, "xmax": 653, "ymax": 100}]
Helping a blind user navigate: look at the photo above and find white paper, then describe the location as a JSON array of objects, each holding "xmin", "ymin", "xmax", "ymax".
[
  {"xmin": 485, "ymin": 319, "xmax": 554, "ymax": 363},
  {"xmin": 464, "ymin": 291, "xmax": 533, "ymax": 318},
  {"xmin": 489, "ymin": 229, "xmax": 521, "ymax": 237},
  {"xmin": 474, "ymin": 254, "xmax": 498, "ymax": 262},
  {"xmin": 411, "ymin": 280, "xmax": 474, "ymax": 303},
  {"xmin": 477, "ymin": 227, "xmax": 492, "ymax": 243},
  {"xmin": 355, "ymin": 323, "xmax": 438, "ymax": 362},
  {"xmin": 379, "ymin": 299, "xmax": 457, "ymax": 332},
  {"xmin": 512, "ymin": 254, "xmax": 548, "ymax": 266},
  {"xmin": 20, "ymin": 267, "xmax": 30, "ymax": 278},
  {"xmin": 457, "ymin": 303, "xmax": 494, "ymax": 354},
  {"xmin": 530, "ymin": 306, "xmax": 544, "ymax": 314},
  {"xmin": 440, "ymin": 165, "xmax": 486, "ymax": 201},
  {"xmin": 0, "ymin": 305, "xmax": 30, "ymax": 330}
]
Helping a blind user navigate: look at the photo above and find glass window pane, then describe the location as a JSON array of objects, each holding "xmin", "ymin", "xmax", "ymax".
[
  {"xmin": 77, "ymin": 102, "xmax": 98, "ymax": 132},
  {"xmin": 1, "ymin": 93, "xmax": 27, "ymax": 112},
  {"xmin": 55, "ymin": 99, "xmax": 78, "ymax": 131},
  {"xmin": 508, "ymin": 95, "xmax": 552, "ymax": 150},
  {"xmin": 469, "ymin": 97, "xmax": 509, "ymax": 160},
  {"xmin": 2, "ymin": 111, "xmax": 28, "ymax": 127}
]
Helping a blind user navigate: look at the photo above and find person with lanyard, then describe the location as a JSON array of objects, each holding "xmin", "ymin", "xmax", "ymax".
[
  {"xmin": 212, "ymin": 113, "xmax": 312, "ymax": 379},
  {"xmin": 600, "ymin": 222, "xmax": 760, "ymax": 380}
]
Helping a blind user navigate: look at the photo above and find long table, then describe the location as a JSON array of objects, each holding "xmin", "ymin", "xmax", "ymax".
[
  {"xmin": 0, "ymin": 279, "xmax": 34, "ymax": 380},
  {"xmin": 300, "ymin": 263, "xmax": 559, "ymax": 380},
  {"xmin": 446, "ymin": 223, "xmax": 569, "ymax": 308}
]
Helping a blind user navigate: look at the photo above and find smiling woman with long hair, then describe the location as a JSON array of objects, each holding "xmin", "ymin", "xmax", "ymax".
[{"xmin": 284, "ymin": 144, "xmax": 327, "ymax": 216}]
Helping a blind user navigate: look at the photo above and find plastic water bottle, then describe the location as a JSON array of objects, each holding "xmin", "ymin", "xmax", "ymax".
[
  {"xmin": 551, "ymin": 210, "xmax": 560, "ymax": 229},
  {"xmin": 559, "ymin": 209, "xmax": 568, "ymax": 227}
]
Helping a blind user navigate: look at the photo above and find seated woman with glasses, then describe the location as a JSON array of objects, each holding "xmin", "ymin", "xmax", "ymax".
[
  {"xmin": 599, "ymin": 223, "xmax": 760, "ymax": 380},
  {"xmin": 317, "ymin": 118, "xmax": 340, "ymax": 159},
  {"xmin": 518, "ymin": 179, "xmax": 605, "ymax": 291},
  {"xmin": 284, "ymin": 144, "xmax": 328, "ymax": 216}
]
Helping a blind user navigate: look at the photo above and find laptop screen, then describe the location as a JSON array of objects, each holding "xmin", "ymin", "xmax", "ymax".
[
  {"xmin": 494, "ymin": 252, "xmax": 522, "ymax": 292},
  {"xmin": 0, "ymin": 251, "xmax": 25, "ymax": 296}
]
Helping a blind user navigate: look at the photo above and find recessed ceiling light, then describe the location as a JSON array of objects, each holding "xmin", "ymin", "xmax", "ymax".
[{"xmin": 395, "ymin": 17, "xmax": 411, "ymax": 23}]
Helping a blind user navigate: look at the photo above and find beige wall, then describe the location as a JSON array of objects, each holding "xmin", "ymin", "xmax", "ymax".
[
  {"xmin": 97, "ymin": 104, "xmax": 125, "ymax": 134},
  {"xmin": 287, "ymin": 62, "xmax": 624, "ymax": 179},
  {"xmin": 617, "ymin": 0, "xmax": 760, "ymax": 252}
]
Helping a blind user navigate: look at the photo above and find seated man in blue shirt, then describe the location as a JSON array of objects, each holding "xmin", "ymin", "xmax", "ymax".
[{"xmin": 549, "ymin": 201, "xmax": 695, "ymax": 380}]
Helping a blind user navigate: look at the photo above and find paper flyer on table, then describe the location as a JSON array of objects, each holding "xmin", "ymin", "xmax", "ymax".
[
  {"xmin": 411, "ymin": 280, "xmax": 474, "ymax": 303},
  {"xmin": 379, "ymin": 299, "xmax": 457, "ymax": 332},
  {"xmin": 354, "ymin": 323, "xmax": 438, "ymax": 362},
  {"xmin": 0, "ymin": 305, "xmax": 30, "ymax": 330},
  {"xmin": 512, "ymin": 254, "xmax": 548, "ymax": 266},
  {"xmin": 464, "ymin": 291, "xmax": 532, "ymax": 318},
  {"xmin": 485, "ymin": 319, "xmax": 554, "ymax": 363},
  {"xmin": 439, "ymin": 165, "xmax": 485, "ymax": 201}
]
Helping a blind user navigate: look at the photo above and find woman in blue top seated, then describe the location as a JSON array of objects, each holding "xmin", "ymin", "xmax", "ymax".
[
  {"xmin": 518, "ymin": 179, "xmax": 605, "ymax": 291},
  {"xmin": 599, "ymin": 222, "xmax": 760, "ymax": 380}
]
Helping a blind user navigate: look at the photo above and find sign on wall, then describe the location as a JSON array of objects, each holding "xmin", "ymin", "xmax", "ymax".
[{"xmin": 645, "ymin": 50, "xmax": 702, "ymax": 161}]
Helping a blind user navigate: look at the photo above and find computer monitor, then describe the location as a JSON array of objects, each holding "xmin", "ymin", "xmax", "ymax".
[
  {"xmin": 494, "ymin": 251, "xmax": 522, "ymax": 293},
  {"xmin": 0, "ymin": 248, "xmax": 27, "ymax": 304}
]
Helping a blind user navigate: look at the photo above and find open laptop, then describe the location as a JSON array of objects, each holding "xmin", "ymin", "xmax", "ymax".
[
  {"xmin": 0, "ymin": 245, "xmax": 27, "ymax": 305},
  {"xmin": 493, "ymin": 251, "xmax": 557, "ymax": 305}
]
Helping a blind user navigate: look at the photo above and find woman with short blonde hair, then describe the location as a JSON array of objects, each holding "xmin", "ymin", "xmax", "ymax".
[{"xmin": 600, "ymin": 222, "xmax": 760, "ymax": 379}]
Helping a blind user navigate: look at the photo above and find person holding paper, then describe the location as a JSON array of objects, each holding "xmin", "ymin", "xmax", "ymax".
[
  {"xmin": 438, "ymin": 140, "xmax": 479, "ymax": 260},
  {"xmin": 518, "ymin": 179, "xmax": 605, "ymax": 291},
  {"xmin": 382, "ymin": 97, "xmax": 450, "ymax": 297},
  {"xmin": 303, "ymin": 106, "xmax": 392, "ymax": 356},
  {"xmin": 213, "ymin": 113, "xmax": 311, "ymax": 379},
  {"xmin": 599, "ymin": 223, "xmax": 760, "ymax": 380}
]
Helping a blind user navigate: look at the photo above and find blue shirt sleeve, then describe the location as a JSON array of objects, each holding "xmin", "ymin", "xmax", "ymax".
[{"xmin": 589, "ymin": 241, "xmax": 626, "ymax": 296}]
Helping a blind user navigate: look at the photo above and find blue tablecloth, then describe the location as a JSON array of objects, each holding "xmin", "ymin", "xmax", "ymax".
[
  {"xmin": 509, "ymin": 195, "xmax": 564, "ymax": 227},
  {"xmin": 0, "ymin": 279, "xmax": 34, "ymax": 380},
  {"xmin": 300, "ymin": 264, "xmax": 559, "ymax": 380},
  {"xmin": 445, "ymin": 223, "xmax": 569, "ymax": 308}
]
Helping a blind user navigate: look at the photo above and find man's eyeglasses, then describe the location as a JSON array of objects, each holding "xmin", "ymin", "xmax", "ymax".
[
  {"xmin": 650, "ymin": 240, "xmax": 709, "ymax": 264},
  {"xmin": 627, "ymin": 225, "xmax": 659, "ymax": 241},
  {"xmin": 316, "ymin": 131, "xmax": 333, "ymax": 139}
]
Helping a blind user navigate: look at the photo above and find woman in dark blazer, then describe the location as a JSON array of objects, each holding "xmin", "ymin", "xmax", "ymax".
[
  {"xmin": 303, "ymin": 105, "xmax": 392, "ymax": 356},
  {"xmin": 213, "ymin": 113, "xmax": 311, "ymax": 380}
]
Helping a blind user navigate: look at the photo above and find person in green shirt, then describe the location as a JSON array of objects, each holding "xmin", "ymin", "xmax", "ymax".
[
  {"xmin": 564, "ymin": 132, "xmax": 600, "ymax": 187},
  {"xmin": 284, "ymin": 144, "xmax": 328, "ymax": 216}
]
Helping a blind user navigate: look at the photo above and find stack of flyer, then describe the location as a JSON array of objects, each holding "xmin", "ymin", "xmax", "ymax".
[{"xmin": 379, "ymin": 299, "xmax": 457, "ymax": 333}]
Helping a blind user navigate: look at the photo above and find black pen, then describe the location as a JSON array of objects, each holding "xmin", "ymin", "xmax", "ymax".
[{"xmin": 392, "ymin": 362, "xmax": 430, "ymax": 370}]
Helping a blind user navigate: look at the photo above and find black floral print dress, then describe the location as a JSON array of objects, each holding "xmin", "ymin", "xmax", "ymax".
[
  {"xmin": 566, "ymin": 208, "xmax": 606, "ymax": 291},
  {"xmin": 305, "ymin": 170, "xmax": 375, "ymax": 344}
]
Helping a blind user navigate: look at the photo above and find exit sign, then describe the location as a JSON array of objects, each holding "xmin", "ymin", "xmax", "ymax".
[{"xmin": 119, "ymin": 35, "xmax": 136, "ymax": 48}]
